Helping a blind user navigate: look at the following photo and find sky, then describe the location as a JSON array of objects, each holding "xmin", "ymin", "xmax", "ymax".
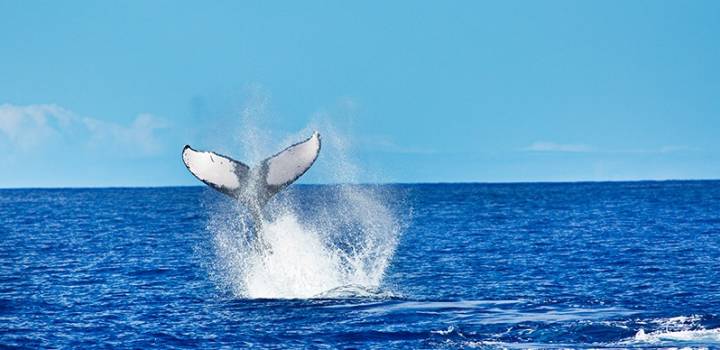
[{"xmin": 1, "ymin": 1, "xmax": 719, "ymax": 187}]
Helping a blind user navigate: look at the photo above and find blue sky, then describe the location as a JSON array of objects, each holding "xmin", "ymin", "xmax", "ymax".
[{"xmin": 1, "ymin": 1, "xmax": 718, "ymax": 187}]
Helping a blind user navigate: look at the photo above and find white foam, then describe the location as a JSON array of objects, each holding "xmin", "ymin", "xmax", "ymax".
[
  {"xmin": 634, "ymin": 328, "xmax": 720, "ymax": 343},
  {"xmin": 205, "ymin": 147, "xmax": 401, "ymax": 299},
  {"xmin": 620, "ymin": 315, "xmax": 720, "ymax": 346},
  {"xmin": 209, "ymin": 188, "xmax": 401, "ymax": 299},
  {"xmin": 243, "ymin": 214, "xmax": 343, "ymax": 298}
]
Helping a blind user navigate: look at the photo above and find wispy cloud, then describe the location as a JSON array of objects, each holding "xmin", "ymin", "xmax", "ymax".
[
  {"xmin": 523, "ymin": 141, "xmax": 593, "ymax": 153},
  {"xmin": 656, "ymin": 145, "xmax": 697, "ymax": 154},
  {"xmin": 0, "ymin": 103, "xmax": 168, "ymax": 155},
  {"xmin": 522, "ymin": 141, "xmax": 698, "ymax": 155},
  {"xmin": 83, "ymin": 113, "xmax": 168, "ymax": 154},
  {"xmin": 0, "ymin": 104, "xmax": 74, "ymax": 150},
  {"xmin": 360, "ymin": 135, "xmax": 437, "ymax": 155}
]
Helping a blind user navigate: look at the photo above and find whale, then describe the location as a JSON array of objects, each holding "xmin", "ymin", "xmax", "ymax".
[{"xmin": 182, "ymin": 132, "xmax": 321, "ymax": 226}]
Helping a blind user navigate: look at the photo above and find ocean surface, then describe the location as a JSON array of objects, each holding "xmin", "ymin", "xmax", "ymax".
[{"xmin": 2, "ymin": 181, "xmax": 720, "ymax": 349}]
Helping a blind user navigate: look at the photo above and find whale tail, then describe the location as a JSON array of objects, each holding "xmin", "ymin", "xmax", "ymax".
[{"xmin": 182, "ymin": 132, "xmax": 321, "ymax": 221}]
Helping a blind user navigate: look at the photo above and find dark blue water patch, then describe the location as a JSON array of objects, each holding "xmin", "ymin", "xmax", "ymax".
[{"xmin": 1, "ymin": 181, "xmax": 720, "ymax": 348}]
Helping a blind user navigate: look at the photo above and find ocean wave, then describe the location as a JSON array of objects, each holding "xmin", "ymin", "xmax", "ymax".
[
  {"xmin": 615, "ymin": 315, "xmax": 720, "ymax": 347},
  {"xmin": 633, "ymin": 327, "xmax": 720, "ymax": 343},
  {"xmin": 312, "ymin": 284, "xmax": 398, "ymax": 299}
]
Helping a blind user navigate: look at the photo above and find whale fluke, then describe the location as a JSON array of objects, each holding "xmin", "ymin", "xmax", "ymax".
[{"xmin": 182, "ymin": 132, "xmax": 321, "ymax": 220}]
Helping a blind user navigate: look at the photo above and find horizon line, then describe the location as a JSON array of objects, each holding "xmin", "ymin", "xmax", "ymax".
[{"xmin": 1, "ymin": 178, "xmax": 718, "ymax": 190}]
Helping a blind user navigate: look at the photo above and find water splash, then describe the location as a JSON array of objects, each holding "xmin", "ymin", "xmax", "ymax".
[
  {"xmin": 208, "ymin": 182, "xmax": 401, "ymax": 300},
  {"xmin": 206, "ymin": 98, "xmax": 403, "ymax": 299}
]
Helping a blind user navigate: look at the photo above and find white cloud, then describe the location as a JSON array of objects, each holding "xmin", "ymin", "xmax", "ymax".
[
  {"xmin": 82, "ymin": 113, "xmax": 168, "ymax": 154},
  {"xmin": 0, "ymin": 104, "xmax": 75, "ymax": 150},
  {"xmin": 523, "ymin": 141, "xmax": 593, "ymax": 153},
  {"xmin": 0, "ymin": 103, "xmax": 168, "ymax": 155}
]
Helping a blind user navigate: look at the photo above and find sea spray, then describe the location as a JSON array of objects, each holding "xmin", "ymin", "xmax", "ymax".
[
  {"xmin": 200, "ymin": 93, "xmax": 403, "ymax": 298},
  {"xmin": 207, "ymin": 182, "xmax": 402, "ymax": 299},
  {"xmin": 204, "ymin": 98, "xmax": 403, "ymax": 298}
]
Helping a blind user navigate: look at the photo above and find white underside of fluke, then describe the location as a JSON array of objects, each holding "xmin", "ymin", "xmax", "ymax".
[
  {"xmin": 182, "ymin": 132, "xmax": 321, "ymax": 201},
  {"xmin": 266, "ymin": 132, "xmax": 321, "ymax": 186},
  {"xmin": 182, "ymin": 148, "xmax": 245, "ymax": 190}
]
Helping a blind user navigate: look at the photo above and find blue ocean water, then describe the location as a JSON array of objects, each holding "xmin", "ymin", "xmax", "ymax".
[{"xmin": 1, "ymin": 181, "xmax": 720, "ymax": 349}]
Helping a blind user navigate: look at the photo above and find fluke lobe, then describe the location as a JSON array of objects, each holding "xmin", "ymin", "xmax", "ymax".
[{"xmin": 182, "ymin": 132, "xmax": 321, "ymax": 225}]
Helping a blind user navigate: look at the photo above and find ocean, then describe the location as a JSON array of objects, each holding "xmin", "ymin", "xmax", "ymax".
[{"xmin": 1, "ymin": 181, "xmax": 719, "ymax": 349}]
